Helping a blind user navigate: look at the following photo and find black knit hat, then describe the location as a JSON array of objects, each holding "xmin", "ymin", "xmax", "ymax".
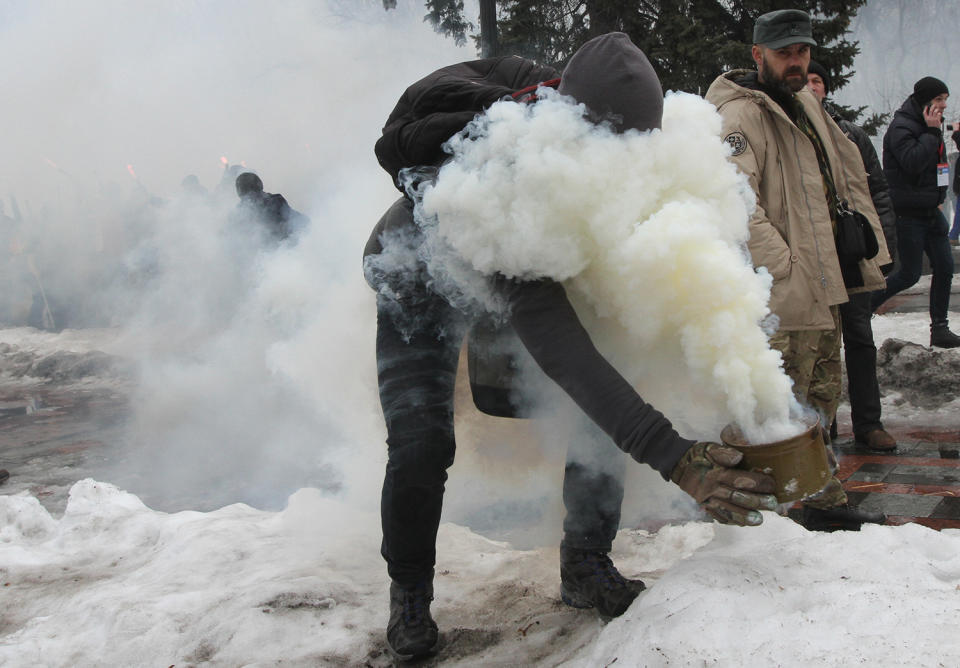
[
  {"xmin": 912, "ymin": 76, "xmax": 949, "ymax": 107},
  {"xmin": 807, "ymin": 60, "xmax": 830, "ymax": 94}
]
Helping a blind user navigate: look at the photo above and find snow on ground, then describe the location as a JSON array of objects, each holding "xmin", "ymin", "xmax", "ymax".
[
  {"xmin": 2, "ymin": 479, "xmax": 959, "ymax": 667},
  {"xmin": 2, "ymin": 311, "xmax": 960, "ymax": 667}
]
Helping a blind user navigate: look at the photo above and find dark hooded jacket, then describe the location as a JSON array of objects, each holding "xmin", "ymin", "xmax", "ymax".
[
  {"xmin": 375, "ymin": 56, "xmax": 560, "ymax": 189},
  {"xmin": 365, "ymin": 35, "xmax": 695, "ymax": 479},
  {"xmin": 833, "ymin": 114, "xmax": 897, "ymax": 269},
  {"xmin": 365, "ymin": 56, "xmax": 560, "ymax": 258},
  {"xmin": 883, "ymin": 96, "xmax": 947, "ymax": 216},
  {"xmin": 236, "ymin": 192, "xmax": 308, "ymax": 243}
]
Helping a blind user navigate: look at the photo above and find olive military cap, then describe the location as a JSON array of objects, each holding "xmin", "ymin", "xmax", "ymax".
[{"xmin": 753, "ymin": 9, "xmax": 817, "ymax": 50}]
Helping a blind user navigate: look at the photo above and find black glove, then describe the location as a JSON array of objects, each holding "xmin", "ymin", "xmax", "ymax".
[{"xmin": 670, "ymin": 442, "xmax": 778, "ymax": 526}]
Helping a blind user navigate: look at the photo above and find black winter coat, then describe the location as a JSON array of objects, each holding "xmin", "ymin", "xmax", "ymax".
[
  {"xmin": 835, "ymin": 117, "xmax": 897, "ymax": 267},
  {"xmin": 374, "ymin": 56, "xmax": 559, "ymax": 189},
  {"xmin": 882, "ymin": 96, "xmax": 947, "ymax": 216}
]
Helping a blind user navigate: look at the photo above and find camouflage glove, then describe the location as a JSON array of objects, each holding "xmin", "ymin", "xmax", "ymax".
[{"xmin": 670, "ymin": 442, "xmax": 778, "ymax": 526}]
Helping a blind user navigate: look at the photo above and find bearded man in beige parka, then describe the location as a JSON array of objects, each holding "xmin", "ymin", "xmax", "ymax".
[{"xmin": 705, "ymin": 9, "xmax": 889, "ymax": 532}]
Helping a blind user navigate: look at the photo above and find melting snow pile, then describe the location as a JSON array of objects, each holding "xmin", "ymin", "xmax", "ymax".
[{"xmin": 1, "ymin": 480, "xmax": 959, "ymax": 666}]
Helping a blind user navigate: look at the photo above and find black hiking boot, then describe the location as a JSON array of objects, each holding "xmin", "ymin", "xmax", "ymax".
[
  {"xmin": 560, "ymin": 550, "xmax": 646, "ymax": 618},
  {"xmin": 930, "ymin": 325, "xmax": 960, "ymax": 348},
  {"xmin": 386, "ymin": 581, "xmax": 438, "ymax": 661},
  {"xmin": 798, "ymin": 504, "xmax": 886, "ymax": 532}
]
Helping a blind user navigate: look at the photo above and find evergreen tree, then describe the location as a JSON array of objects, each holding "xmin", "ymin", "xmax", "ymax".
[
  {"xmin": 423, "ymin": 0, "xmax": 472, "ymax": 46},
  {"xmin": 389, "ymin": 0, "xmax": 881, "ymax": 129}
]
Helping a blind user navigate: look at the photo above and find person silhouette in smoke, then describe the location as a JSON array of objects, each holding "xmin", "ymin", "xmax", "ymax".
[
  {"xmin": 233, "ymin": 172, "xmax": 308, "ymax": 244},
  {"xmin": 365, "ymin": 33, "xmax": 778, "ymax": 661},
  {"xmin": 180, "ymin": 174, "xmax": 209, "ymax": 201}
]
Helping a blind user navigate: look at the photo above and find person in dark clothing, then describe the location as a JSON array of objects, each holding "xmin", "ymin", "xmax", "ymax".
[
  {"xmin": 180, "ymin": 174, "xmax": 208, "ymax": 199},
  {"xmin": 806, "ymin": 61, "xmax": 897, "ymax": 452},
  {"xmin": 949, "ymin": 129, "xmax": 960, "ymax": 244},
  {"xmin": 871, "ymin": 77, "xmax": 960, "ymax": 348},
  {"xmin": 366, "ymin": 33, "xmax": 778, "ymax": 661},
  {"xmin": 233, "ymin": 172, "xmax": 308, "ymax": 243}
]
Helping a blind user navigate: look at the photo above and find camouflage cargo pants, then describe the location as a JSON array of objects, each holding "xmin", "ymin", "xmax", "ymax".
[{"xmin": 768, "ymin": 305, "xmax": 847, "ymax": 508}]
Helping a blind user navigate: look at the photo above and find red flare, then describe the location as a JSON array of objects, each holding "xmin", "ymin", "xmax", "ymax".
[{"xmin": 126, "ymin": 164, "xmax": 137, "ymax": 180}]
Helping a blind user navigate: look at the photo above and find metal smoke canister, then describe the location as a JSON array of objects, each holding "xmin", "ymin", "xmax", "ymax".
[{"xmin": 720, "ymin": 417, "xmax": 831, "ymax": 503}]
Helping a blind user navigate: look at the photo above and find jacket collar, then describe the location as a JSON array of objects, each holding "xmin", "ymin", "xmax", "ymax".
[{"xmin": 895, "ymin": 95, "xmax": 924, "ymax": 123}]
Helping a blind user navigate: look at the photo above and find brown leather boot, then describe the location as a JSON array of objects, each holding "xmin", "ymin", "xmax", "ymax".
[{"xmin": 857, "ymin": 428, "xmax": 896, "ymax": 452}]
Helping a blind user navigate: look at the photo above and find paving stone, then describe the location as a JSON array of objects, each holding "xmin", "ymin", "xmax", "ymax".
[
  {"xmin": 848, "ymin": 463, "xmax": 895, "ymax": 483},
  {"xmin": 834, "ymin": 438, "xmax": 938, "ymax": 456},
  {"xmin": 885, "ymin": 465, "xmax": 960, "ymax": 486},
  {"xmin": 845, "ymin": 491, "xmax": 868, "ymax": 507},
  {"xmin": 929, "ymin": 496, "xmax": 960, "ymax": 520},
  {"xmin": 855, "ymin": 492, "xmax": 943, "ymax": 517}
]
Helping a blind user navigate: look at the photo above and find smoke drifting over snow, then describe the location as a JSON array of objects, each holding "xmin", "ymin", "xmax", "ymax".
[
  {"xmin": 423, "ymin": 91, "xmax": 804, "ymax": 443},
  {"xmin": 1, "ymin": 0, "xmax": 800, "ymax": 538},
  {"xmin": 0, "ymin": 0, "xmax": 475, "ymax": 512}
]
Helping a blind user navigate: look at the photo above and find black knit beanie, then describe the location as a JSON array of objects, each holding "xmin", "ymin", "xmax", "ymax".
[
  {"xmin": 912, "ymin": 76, "xmax": 949, "ymax": 107},
  {"xmin": 807, "ymin": 61, "xmax": 830, "ymax": 95}
]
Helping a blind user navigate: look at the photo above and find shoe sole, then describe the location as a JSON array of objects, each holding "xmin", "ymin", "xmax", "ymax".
[
  {"xmin": 387, "ymin": 640, "xmax": 439, "ymax": 663},
  {"xmin": 855, "ymin": 442, "xmax": 897, "ymax": 452},
  {"xmin": 560, "ymin": 583, "xmax": 641, "ymax": 620},
  {"xmin": 560, "ymin": 584, "xmax": 594, "ymax": 610}
]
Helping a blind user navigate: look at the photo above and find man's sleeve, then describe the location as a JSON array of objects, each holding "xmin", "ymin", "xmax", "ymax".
[
  {"xmin": 375, "ymin": 110, "xmax": 479, "ymax": 187},
  {"xmin": 848, "ymin": 123, "xmax": 897, "ymax": 262},
  {"xmin": 501, "ymin": 278, "xmax": 695, "ymax": 479},
  {"xmin": 375, "ymin": 80, "xmax": 514, "ymax": 188},
  {"xmin": 718, "ymin": 105, "xmax": 792, "ymax": 280},
  {"xmin": 886, "ymin": 120, "xmax": 941, "ymax": 177}
]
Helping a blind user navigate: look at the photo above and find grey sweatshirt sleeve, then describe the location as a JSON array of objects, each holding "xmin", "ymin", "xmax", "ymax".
[{"xmin": 501, "ymin": 277, "xmax": 694, "ymax": 479}]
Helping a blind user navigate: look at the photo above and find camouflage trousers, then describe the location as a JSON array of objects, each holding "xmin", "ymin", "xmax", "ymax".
[{"xmin": 768, "ymin": 305, "xmax": 847, "ymax": 508}]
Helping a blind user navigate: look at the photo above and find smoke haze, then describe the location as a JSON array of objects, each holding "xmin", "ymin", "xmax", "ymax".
[
  {"xmin": 2, "ymin": 0, "xmax": 816, "ymax": 544},
  {"xmin": 0, "ymin": 0, "xmax": 476, "ymax": 514}
]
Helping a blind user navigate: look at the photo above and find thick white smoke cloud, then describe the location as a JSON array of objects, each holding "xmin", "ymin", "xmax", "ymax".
[{"xmin": 423, "ymin": 90, "xmax": 804, "ymax": 443}]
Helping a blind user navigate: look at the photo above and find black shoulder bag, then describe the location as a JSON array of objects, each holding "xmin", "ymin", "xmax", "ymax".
[{"xmin": 834, "ymin": 197, "xmax": 879, "ymax": 264}]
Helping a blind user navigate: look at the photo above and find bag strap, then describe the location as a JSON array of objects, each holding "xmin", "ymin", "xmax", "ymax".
[{"xmin": 818, "ymin": 109, "xmax": 861, "ymax": 213}]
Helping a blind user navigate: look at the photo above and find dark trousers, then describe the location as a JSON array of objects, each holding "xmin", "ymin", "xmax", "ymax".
[
  {"xmin": 871, "ymin": 211, "xmax": 955, "ymax": 327},
  {"xmin": 839, "ymin": 292, "xmax": 883, "ymax": 439},
  {"xmin": 376, "ymin": 287, "xmax": 624, "ymax": 588}
]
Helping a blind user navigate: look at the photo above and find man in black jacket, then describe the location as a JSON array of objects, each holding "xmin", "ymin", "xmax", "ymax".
[
  {"xmin": 233, "ymin": 172, "xmax": 308, "ymax": 244},
  {"xmin": 806, "ymin": 62, "xmax": 897, "ymax": 452},
  {"xmin": 871, "ymin": 77, "xmax": 960, "ymax": 348},
  {"xmin": 365, "ymin": 34, "xmax": 778, "ymax": 661}
]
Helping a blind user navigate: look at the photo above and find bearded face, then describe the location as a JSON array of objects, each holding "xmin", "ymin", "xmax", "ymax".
[{"xmin": 753, "ymin": 43, "xmax": 811, "ymax": 95}]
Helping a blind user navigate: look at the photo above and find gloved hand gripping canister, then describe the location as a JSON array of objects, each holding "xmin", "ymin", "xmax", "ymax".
[{"xmin": 670, "ymin": 442, "xmax": 778, "ymax": 526}]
